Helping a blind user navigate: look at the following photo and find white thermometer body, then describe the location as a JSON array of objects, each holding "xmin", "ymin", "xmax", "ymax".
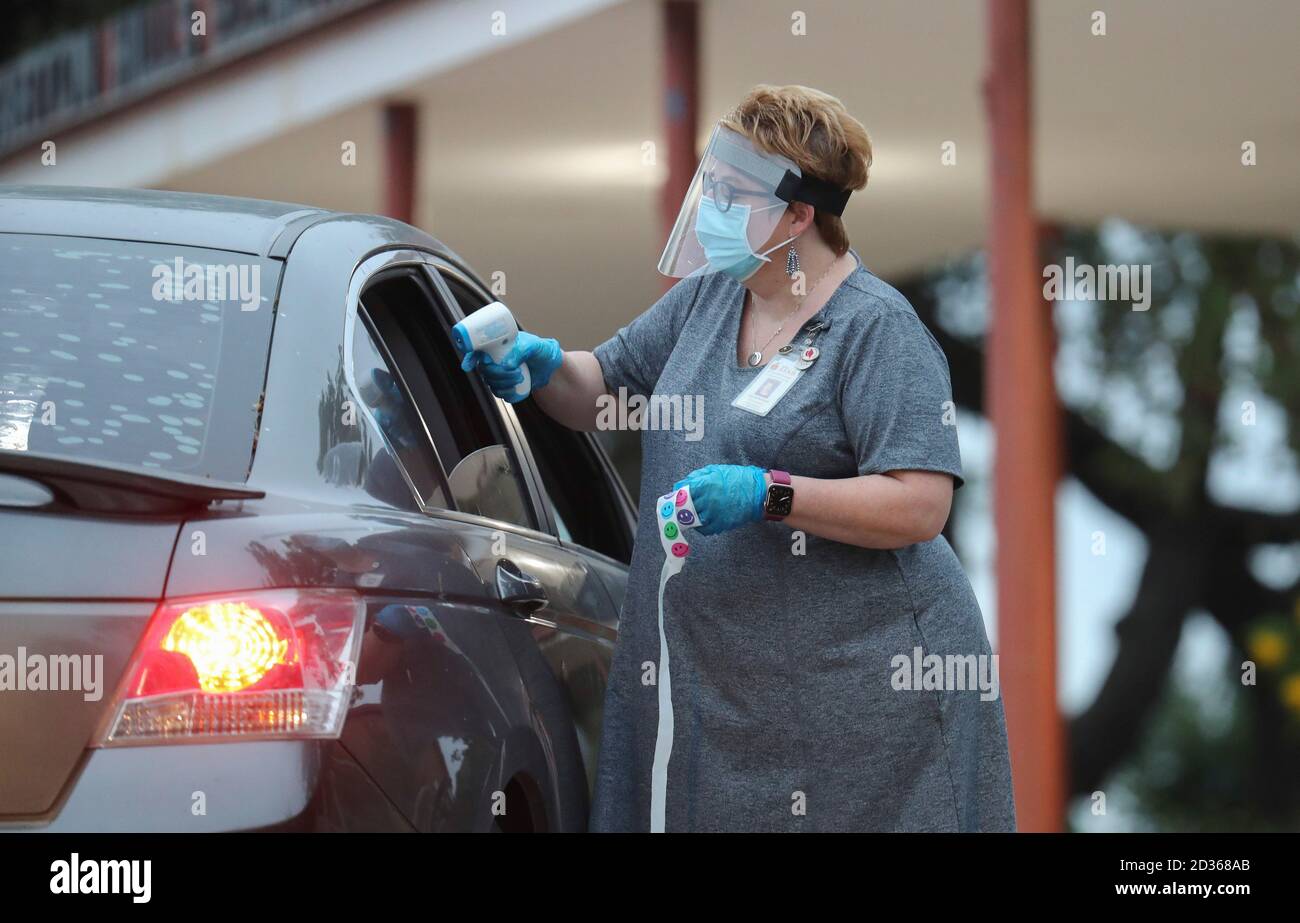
[{"xmin": 451, "ymin": 301, "xmax": 532, "ymax": 399}]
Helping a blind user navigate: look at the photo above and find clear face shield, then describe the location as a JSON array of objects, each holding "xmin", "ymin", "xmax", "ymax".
[
  {"xmin": 658, "ymin": 125, "xmax": 798, "ymax": 281},
  {"xmin": 657, "ymin": 123, "xmax": 852, "ymax": 281}
]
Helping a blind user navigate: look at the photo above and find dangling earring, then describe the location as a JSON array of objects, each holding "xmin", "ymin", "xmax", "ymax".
[{"xmin": 785, "ymin": 244, "xmax": 800, "ymax": 277}]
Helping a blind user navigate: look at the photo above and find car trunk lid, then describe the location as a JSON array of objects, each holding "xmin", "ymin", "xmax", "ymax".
[{"xmin": 0, "ymin": 454, "xmax": 262, "ymax": 817}]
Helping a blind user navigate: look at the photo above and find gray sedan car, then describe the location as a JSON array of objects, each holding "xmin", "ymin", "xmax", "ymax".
[{"xmin": 0, "ymin": 185, "xmax": 633, "ymax": 832}]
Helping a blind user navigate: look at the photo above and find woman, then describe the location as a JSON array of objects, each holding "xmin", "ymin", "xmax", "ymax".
[{"xmin": 461, "ymin": 85, "xmax": 1015, "ymax": 832}]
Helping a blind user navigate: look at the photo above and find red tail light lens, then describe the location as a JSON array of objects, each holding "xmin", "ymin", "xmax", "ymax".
[
  {"xmin": 97, "ymin": 588, "xmax": 364, "ymax": 746},
  {"xmin": 159, "ymin": 600, "xmax": 291, "ymax": 694}
]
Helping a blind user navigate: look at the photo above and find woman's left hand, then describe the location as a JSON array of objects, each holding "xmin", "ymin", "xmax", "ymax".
[{"xmin": 674, "ymin": 464, "xmax": 767, "ymax": 535}]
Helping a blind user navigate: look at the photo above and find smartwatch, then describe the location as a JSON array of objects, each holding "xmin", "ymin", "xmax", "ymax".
[{"xmin": 763, "ymin": 469, "xmax": 795, "ymax": 521}]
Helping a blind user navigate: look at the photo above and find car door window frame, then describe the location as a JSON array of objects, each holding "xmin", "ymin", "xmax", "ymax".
[
  {"xmin": 343, "ymin": 248, "xmax": 554, "ymax": 544},
  {"xmin": 352, "ymin": 304, "xmax": 454, "ymax": 509},
  {"xmin": 426, "ymin": 259, "xmax": 637, "ymax": 565}
]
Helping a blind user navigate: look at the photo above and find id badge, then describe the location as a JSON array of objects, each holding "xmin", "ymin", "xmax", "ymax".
[{"xmin": 731, "ymin": 355, "xmax": 804, "ymax": 417}]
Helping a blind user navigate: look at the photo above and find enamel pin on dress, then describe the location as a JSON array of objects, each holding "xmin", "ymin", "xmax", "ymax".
[
  {"xmin": 788, "ymin": 319, "xmax": 826, "ymax": 369},
  {"xmin": 779, "ymin": 318, "xmax": 826, "ymax": 356},
  {"xmin": 795, "ymin": 345, "xmax": 820, "ymax": 370}
]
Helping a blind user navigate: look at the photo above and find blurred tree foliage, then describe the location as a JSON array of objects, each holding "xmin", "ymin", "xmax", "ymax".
[
  {"xmin": 896, "ymin": 223, "xmax": 1300, "ymax": 831},
  {"xmin": 1116, "ymin": 662, "xmax": 1300, "ymax": 832}
]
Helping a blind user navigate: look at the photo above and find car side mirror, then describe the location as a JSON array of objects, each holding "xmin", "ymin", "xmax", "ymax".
[{"xmin": 446, "ymin": 444, "xmax": 530, "ymax": 527}]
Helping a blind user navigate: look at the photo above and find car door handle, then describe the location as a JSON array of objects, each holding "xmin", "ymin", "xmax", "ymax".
[{"xmin": 495, "ymin": 558, "xmax": 548, "ymax": 615}]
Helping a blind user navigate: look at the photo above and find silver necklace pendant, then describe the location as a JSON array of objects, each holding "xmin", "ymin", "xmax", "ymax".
[{"xmin": 747, "ymin": 351, "xmax": 764, "ymax": 367}]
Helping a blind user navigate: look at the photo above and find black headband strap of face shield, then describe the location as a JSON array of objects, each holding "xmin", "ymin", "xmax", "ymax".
[{"xmin": 774, "ymin": 170, "xmax": 851, "ymax": 217}]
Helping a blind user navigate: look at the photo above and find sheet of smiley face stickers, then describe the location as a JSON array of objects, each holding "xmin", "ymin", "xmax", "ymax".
[{"xmin": 657, "ymin": 485, "xmax": 700, "ymax": 572}]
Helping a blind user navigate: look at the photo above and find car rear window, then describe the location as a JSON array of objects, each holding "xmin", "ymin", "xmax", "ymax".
[{"xmin": 0, "ymin": 234, "xmax": 279, "ymax": 482}]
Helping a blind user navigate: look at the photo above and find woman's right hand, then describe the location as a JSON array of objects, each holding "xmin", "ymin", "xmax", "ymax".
[{"xmin": 460, "ymin": 331, "xmax": 564, "ymax": 402}]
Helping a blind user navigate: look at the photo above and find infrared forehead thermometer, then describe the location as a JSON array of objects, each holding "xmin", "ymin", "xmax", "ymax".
[
  {"xmin": 451, "ymin": 301, "xmax": 531, "ymax": 399},
  {"xmin": 650, "ymin": 483, "xmax": 700, "ymax": 833}
]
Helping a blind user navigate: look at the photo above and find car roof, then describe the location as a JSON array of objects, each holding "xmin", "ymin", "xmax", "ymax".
[{"xmin": 0, "ymin": 185, "xmax": 343, "ymax": 257}]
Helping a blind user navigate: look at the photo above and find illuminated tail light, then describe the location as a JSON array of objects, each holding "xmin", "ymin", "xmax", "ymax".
[{"xmin": 97, "ymin": 588, "xmax": 364, "ymax": 746}]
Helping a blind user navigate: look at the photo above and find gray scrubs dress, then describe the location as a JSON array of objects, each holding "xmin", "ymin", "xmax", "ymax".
[{"xmin": 588, "ymin": 256, "xmax": 1016, "ymax": 832}]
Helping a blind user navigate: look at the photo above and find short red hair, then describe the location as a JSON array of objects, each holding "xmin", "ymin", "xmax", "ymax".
[{"xmin": 721, "ymin": 85, "xmax": 872, "ymax": 256}]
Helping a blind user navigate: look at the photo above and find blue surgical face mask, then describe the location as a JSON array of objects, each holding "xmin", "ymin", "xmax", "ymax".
[{"xmin": 694, "ymin": 196, "xmax": 794, "ymax": 281}]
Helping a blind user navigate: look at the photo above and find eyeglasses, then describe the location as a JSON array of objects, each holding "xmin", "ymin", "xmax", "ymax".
[{"xmin": 702, "ymin": 170, "xmax": 772, "ymax": 213}]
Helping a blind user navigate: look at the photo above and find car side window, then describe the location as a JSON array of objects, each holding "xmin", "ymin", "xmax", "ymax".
[
  {"xmin": 511, "ymin": 401, "xmax": 633, "ymax": 564},
  {"xmin": 357, "ymin": 269, "xmax": 536, "ymax": 530},
  {"xmin": 349, "ymin": 317, "xmax": 451, "ymax": 510},
  {"xmin": 436, "ymin": 268, "xmax": 633, "ymax": 565}
]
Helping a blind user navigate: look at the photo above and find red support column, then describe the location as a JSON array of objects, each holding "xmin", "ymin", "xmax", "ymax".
[
  {"xmin": 983, "ymin": 0, "xmax": 1066, "ymax": 831},
  {"xmin": 98, "ymin": 23, "xmax": 116, "ymax": 95},
  {"xmin": 660, "ymin": 1, "xmax": 699, "ymax": 251},
  {"xmin": 383, "ymin": 102, "xmax": 418, "ymax": 225},
  {"xmin": 195, "ymin": 0, "xmax": 215, "ymax": 55}
]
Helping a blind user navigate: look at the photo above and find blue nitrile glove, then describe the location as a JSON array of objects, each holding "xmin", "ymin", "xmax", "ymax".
[
  {"xmin": 459, "ymin": 331, "xmax": 564, "ymax": 403},
  {"xmin": 673, "ymin": 464, "xmax": 767, "ymax": 535}
]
